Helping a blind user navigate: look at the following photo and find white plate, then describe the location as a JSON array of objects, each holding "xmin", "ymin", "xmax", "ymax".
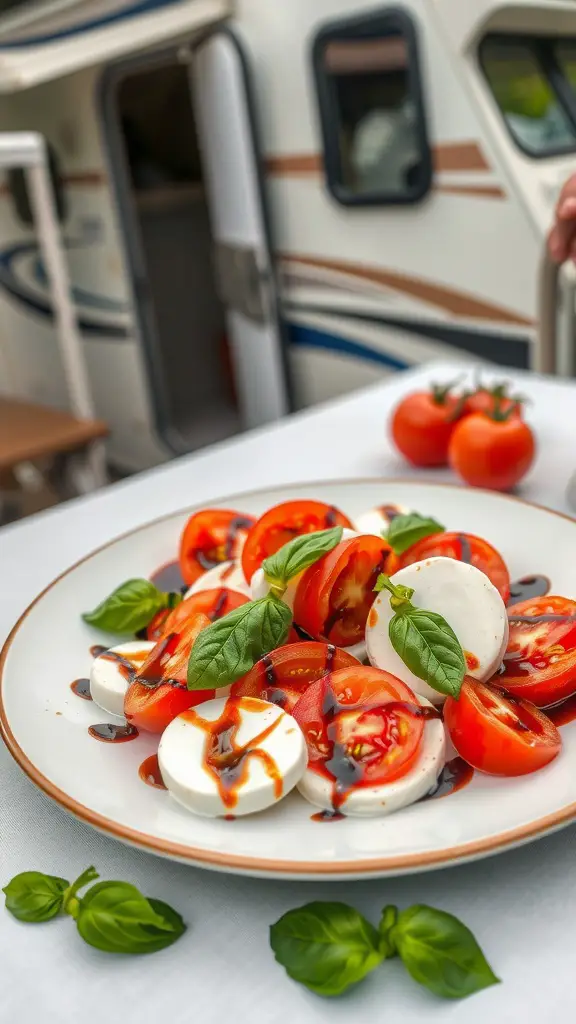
[{"xmin": 1, "ymin": 480, "xmax": 576, "ymax": 880}]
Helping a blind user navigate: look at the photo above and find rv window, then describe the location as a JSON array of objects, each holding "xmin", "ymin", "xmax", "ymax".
[
  {"xmin": 312, "ymin": 10, "xmax": 431, "ymax": 206},
  {"xmin": 554, "ymin": 41, "xmax": 576, "ymax": 95},
  {"xmin": 480, "ymin": 37, "xmax": 576, "ymax": 157}
]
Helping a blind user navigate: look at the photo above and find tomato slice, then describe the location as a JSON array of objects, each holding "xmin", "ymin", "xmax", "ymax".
[
  {"xmin": 125, "ymin": 612, "xmax": 213, "ymax": 733},
  {"xmin": 498, "ymin": 596, "xmax": 576, "ymax": 707},
  {"xmin": 179, "ymin": 510, "xmax": 255, "ymax": 586},
  {"xmin": 241, "ymin": 500, "xmax": 354, "ymax": 582},
  {"xmin": 164, "ymin": 589, "xmax": 249, "ymax": 634},
  {"xmin": 146, "ymin": 608, "xmax": 172, "ymax": 642},
  {"xmin": 293, "ymin": 536, "xmax": 391, "ymax": 646},
  {"xmin": 444, "ymin": 677, "xmax": 561, "ymax": 776},
  {"xmin": 231, "ymin": 642, "xmax": 360, "ymax": 713},
  {"xmin": 292, "ymin": 667, "xmax": 426, "ymax": 804},
  {"xmin": 391, "ymin": 531, "xmax": 510, "ymax": 602}
]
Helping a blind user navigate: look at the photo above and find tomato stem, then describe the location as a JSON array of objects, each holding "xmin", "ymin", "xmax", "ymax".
[{"xmin": 430, "ymin": 376, "xmax": 464, "ymax": 405}]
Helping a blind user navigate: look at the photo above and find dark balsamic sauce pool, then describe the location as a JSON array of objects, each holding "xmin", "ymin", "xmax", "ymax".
[{"xmin": 507, "ymin": 575, "xmax": 551, "ymax": 606}]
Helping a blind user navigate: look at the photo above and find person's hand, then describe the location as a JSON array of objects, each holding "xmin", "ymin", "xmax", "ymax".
[{"xmin": 548, "ymin": 173, "xmax": 576, "ymax": 263}]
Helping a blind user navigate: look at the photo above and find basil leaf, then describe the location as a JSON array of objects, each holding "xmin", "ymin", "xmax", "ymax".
[
  {"xmin": 393, "ymin": 905, "xmax": 499, "ymax": 999},
  {"xmin": 76, "ymin": 881, "xmax": 186, "ymax": 954},
  {"xmin": 3, "ymin": 871, "xmax": 69, "ymax": 923},
  {"xmin": 82, "ymin": 579, "xmax": 175, "ymax": 635},
  {"xmin": 270, "ymin": 901, "xmax": 383, "ymax": 996},
  {"xmin": 386, "ymin": 513, "xmax": 445, "ymax": 556},
  {"xmin": 187, "ymin": 595, "xmax": 292, "ymax": 691},
  {"xmin": 389, "ymin": 608, "xmax": 465, "ymax": 698},
  {"xmin": 262, "ymin": 527, "xmax": 343, "ymax": 590},
  {"xmin": 378, "ymin": 905, "xmax": 399, "ymax": 958}
]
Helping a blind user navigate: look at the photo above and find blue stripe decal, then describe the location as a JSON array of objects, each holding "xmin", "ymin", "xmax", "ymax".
[
  {"xmin": 289, "ymin": 323, "xmax": 409, "ymax": 371},
  {"xmin": 0, "ymin": 0, "xmax": 181, "ymax": 49}
]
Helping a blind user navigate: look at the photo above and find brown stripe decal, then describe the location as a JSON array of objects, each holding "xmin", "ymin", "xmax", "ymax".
[
  {"xmin": 264, "ymin": 154, "xmax": 322, "ymax": 176},
  {"xmin": 433, "ymin": 142, "xmax": 490, "ymax": 172},
  {"xmin": 435, "ymin": 184, "xmax": 506, "ymax": 199},
  {"xmin": 281, "ymin": 254, "xmax": 533, "ymax": 326}
]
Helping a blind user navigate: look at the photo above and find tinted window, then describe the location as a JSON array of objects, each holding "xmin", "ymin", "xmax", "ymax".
[
  {"xmin": 481, "ymin": 37, "xmax": 576, "ymax": 156},
  {"xmin": 313, "ymin": 10, "xmax": 431, "ymax": 206}
]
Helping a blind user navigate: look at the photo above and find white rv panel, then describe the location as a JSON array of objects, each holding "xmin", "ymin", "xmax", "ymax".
[{"xmin": 192, "ymin": 31, "xmax": 289, "ymax": 428}]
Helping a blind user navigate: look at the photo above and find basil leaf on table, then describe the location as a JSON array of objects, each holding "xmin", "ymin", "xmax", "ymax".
[
  {"xmin": 75, "ymin": 881, "xmax": 186, "ymax": 955},
  {"xmin": 378, "ymin": 905, "xmax": 399, "ymax": 958},
  {"xmin": 82, "ymin": 579, "xmax": 181, "ymax": 635},
  {"xmin": 392, "ymin": 904, "xmax": 499, "ymax": 1000},
  {"xmin": 270, "ymin": 901, "xmax": 384, "ymax": 996},
  {"xmin": 386, "ymin": 513, "xmax": 445, "ymax": 556},
  {"xmin": 374, "ymin": 575, "xmax": 465, "ymax": 699},
  {"xmin": 262, "ymin": 527, "xmax": 343, "ymax": 592},
  {"xmin": 187, "ymin": 594, "xmax": 292, "ymax": 690},
  {"xmin": 3, "ymin": 871, "xmax": 69, "ymax": 923}
]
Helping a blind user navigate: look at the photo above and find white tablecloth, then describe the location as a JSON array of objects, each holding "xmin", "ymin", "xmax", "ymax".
[{"xmin": 2, "ymin": 361, "xmax": 576, "ymax": 1023}]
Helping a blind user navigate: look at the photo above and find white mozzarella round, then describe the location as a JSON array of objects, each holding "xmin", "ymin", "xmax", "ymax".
[
  {"xmin": 297, "ymin": 696, "xmax": 446, "ymax": 817},
  {"xmin": 354, "ymin": 504, "xmax": 411, "ymax": 537},
  {"xmin": 158, "ymin": 696, "xmax": 307, "ymax": 818},
  {"xmin": 89, "ymin": 641, "xmax": 154, "ymax": 717},
  {"xmin": 366, "ymin": 557, "xmax": 509, "ymax": 704},
  {"xmin": 184, "ymin": 560, "xmax": 250, "ymax": 599}
]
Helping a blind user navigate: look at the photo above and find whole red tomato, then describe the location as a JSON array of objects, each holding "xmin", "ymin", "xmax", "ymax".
[
  {"xmin": 464, "ymin": 384, "xmax": 523, "ymax": 419},
  {"xmin": 449, "ymin": 409, "xmax": 535, "ymax": 491},
  {"xmin": 391, "ymin": 384, "xmax": 462, "ymax": 467}
]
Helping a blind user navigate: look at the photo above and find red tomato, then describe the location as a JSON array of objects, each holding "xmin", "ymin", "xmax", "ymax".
[
  {"xmin": 499, "ymin": 596, "xmax": 576, "ymax": 707},
  {"xmin": 231, "ymin": 642, "xmax": 360, "ymax": 713},
  {"xmin": 179, "ymin": 509, "xmax": 255, "ymax": 586},
  {"xmin": 163, "ymin": 589, "xmax": 249, "ymax": 633},
  {"xmin": 293, "ymin": 536, "xmax": 391, "ymax": 647},
  {"xmin": 292, "ymin": 667, "xmax": 425, "ymax": 788},
  {"xmin": 146, "ymin": 608, "xmax": 172, "ymax": 642},
  {"xmin": 464, "ymin": 387, "xmax": 523, "ymax": 419},
  {"xmin": 391, "ymin": 386, "xmax": 462, "ymax": 467},
  {"xmin": 449, "ymin": 412, "xmax": 535, "ymax": 492},
  {"xmin": 125, "ymin": 612, "xmax": 213, "ymax": 733},
  {"xmin": 241, "ymin": 500, "xmax": 353, "ymax": 582},
  {"xmin": 444, "ymin": 677, "xmax": 561, "ymax": 776},
  {"xmin": 389, "ymin": 531, "xmax": 510, "ymax": 603}
]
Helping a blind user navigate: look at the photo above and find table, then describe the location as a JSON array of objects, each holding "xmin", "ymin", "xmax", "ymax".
[{"xmin": 1, "ymin": 360, "xmax": 576, "ymax": 1024}]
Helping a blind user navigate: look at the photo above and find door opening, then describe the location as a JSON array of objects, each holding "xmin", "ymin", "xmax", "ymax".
[{"xmin": 102, "ymin": 52, "xmax": 242, "ymax": 454}]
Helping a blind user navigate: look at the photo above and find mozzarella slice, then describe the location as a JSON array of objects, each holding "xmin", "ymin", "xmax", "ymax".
[
  {"xmin": 366, "ymin": 557, "xmax": 509, "ymax": 704},
  {"xmin": 89, "ymin": 641, "xmax": 155, "ymax": 717},
  {"xmin": 184, "ymin": 560, "xmax": 250, "ymax": 599},
  {"xmin": 355, "ymin": 504, "xmax": 411, "ymax": 537},
  {"xmin": 297, "ymin": 695, "xmax": 446, "ymax": 817},
  {"xmin": 158, "ymin": 696, "xmax": 307, "ymax": 818}
]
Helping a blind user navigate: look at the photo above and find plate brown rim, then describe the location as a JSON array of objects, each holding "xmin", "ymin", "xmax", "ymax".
[{"xmin": 2, "ymin": 476, "xmax": 576, "ymax": 877}]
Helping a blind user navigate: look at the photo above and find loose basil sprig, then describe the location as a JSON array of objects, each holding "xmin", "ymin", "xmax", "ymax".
[
  {"xmin": 187, "ymin": 593, "xmax": 292, "ymax": 691},
  {"xmin": 262, "ymin": 527, "xmax": 343, "ymax": 596},
  {"xmin": 271, "ymin": 901, "xmax": 498, "ymax": 1000},
  {"xmin": 3, "ymin": 866, "xmax": 186, "ymax": 955},
  {"xmin": 374, "ymin": 575, "xmax": 465, "ymax": 698},
  {"xmin": 385, "ymin": 512, "xmax": 445, "ymax": 556},
  {"xmin": 2, "ymin": 871, "xmax": 69, "ymax": 923},
  {"xmin": 82, "ymin": 579, "xmax": 182, "ymax": 635}
]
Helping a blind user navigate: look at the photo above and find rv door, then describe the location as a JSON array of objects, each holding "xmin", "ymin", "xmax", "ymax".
[{"xmin": 191, "ymin": 31, "xmax": 289, "ymax": 429}]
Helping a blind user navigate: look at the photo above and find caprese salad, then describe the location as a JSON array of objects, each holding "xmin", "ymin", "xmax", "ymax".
[{"xmin": 79, "ymin": 498, "xmax": 574, "ymax": 821}]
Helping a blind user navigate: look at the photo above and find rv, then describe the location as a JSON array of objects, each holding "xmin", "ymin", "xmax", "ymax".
[{"xmin": 0, "ymin": 0, "xmax": 574, "ymax": 471}]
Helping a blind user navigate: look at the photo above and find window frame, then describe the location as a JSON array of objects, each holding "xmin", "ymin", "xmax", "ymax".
[
  {"xmin": 311, "ymin": 6, "xmax": 432, "ymax": 208},
  {"xmin": 478, "ymin": 32, "xmax": 576, "ymax": 161}
]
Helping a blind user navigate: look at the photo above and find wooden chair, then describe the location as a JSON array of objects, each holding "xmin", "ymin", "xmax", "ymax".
[{"xmin": 0, "ymin": 132, "xmax": 107, "ymax": 521}]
